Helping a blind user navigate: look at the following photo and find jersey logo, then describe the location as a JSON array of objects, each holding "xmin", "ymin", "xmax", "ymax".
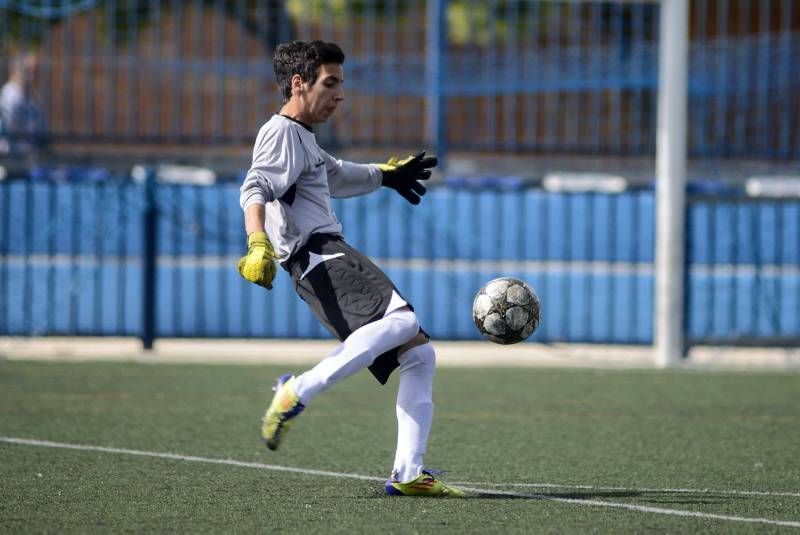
[{"xmin": 300, "ymin": 252, "xmax": 345, "ymax": 280}]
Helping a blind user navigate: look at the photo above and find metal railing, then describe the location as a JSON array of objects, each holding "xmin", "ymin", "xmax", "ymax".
[{"xmin": 0, "ymin": 0, "xmax": 797, "ymax": 162}]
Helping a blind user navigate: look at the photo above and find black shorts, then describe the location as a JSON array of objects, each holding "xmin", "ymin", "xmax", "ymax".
[{"xmin": 284, "ymin": 233, "xmax": 418, "ymax": 384}]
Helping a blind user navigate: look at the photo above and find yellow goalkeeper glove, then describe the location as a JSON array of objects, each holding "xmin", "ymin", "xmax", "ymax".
[
  {"xmin": 377, "ymin": 150, "xmax": 437, "ymax": 205},
  {"xmin": 237, "ymin": 231, "xmax": 278, "ymax": 290}
]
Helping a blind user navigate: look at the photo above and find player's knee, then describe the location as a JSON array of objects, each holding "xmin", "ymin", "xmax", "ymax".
[
  {"xmin": 398, "ymin": 341, "xmax": 436, "ymax": 374},
  {"xmin": 386, "ymin": 307, "xmax": 420, "ymax": 343}
]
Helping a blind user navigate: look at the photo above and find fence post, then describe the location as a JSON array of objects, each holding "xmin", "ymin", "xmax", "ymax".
[
  {"xmin": 425, "ymin": 0, "xmax": 447, "ymax": 168},
  {"xmin": 142, "ymin": 168, "xmax": 158, "ymax": 350}
]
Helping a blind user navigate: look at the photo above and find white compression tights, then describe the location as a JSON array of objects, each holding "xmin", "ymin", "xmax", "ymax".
[
  {"xmin": 293, "ymin": 307, "xmax": 420, "ymax": 404},
  {"xmin": 292, "ymin": 307, "xmax": 436, "ymax": 483}
]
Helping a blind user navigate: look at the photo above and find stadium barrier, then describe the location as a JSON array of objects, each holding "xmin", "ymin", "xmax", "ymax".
[{"xmin": 1, "ymin": 177, "xmax": 798, "ymax": 347}]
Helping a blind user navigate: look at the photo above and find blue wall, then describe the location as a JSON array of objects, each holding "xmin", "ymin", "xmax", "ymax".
[{"xmin": 1, "ymin": 181, "xmax": 798, "ymax": 344}]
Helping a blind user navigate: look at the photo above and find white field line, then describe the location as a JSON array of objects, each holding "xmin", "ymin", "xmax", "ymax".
[
  {"xmin": 0, "ymin": 437, "xmax": 383, "ymax": 482},
  {"xmin": 451, "ymin": 484, "xmax": 800, "ymax": 529},
  {"xmin": 2, "ymin": 436, "xmax": 799, "ymax": 529}
]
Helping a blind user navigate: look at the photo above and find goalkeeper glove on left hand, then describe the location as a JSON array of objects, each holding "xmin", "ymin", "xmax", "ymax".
[
  {"xmin": 378, "ymin": 150, "xmax": 437, "ymax": 205},
  {"xmin": 237, "ymin": 231, "xmax": 278, "ymax": 290}
]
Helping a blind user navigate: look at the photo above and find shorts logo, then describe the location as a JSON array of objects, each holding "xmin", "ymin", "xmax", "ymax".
[{"xmin": 300, "ymin": 251, "xmax": 345, "ymax": 280}]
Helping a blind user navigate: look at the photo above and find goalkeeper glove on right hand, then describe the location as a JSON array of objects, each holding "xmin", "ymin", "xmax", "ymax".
[
  {"xmin": 378, "ymin": 150, "xmax": 437, "ymax": 205},
  {"xmin": 237, "ymin": 231, "xmax": 278, "ymax": 290}
]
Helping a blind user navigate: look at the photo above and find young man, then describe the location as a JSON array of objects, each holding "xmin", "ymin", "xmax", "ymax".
[{"xmin": 238, "ymin": 40, "xmax": 464, "ymax": 498}]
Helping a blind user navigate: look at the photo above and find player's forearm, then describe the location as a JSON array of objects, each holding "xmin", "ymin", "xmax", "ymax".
[{"xmin": 244, "ymin": 203, "xmax": 266, "ymax": 235}]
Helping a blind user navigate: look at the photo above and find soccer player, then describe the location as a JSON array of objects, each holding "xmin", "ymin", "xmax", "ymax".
[{"xmin": 238, "ymin": 40, "xmax": 463, "ymax": 498}]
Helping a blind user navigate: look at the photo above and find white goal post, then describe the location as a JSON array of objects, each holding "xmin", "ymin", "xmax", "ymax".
[{"xmin": 654, "ymin": 0, "xmax": 689, "ymax": 367}]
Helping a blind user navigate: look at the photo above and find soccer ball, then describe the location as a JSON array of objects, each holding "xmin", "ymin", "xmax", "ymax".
[{"xmin": 472, "ymin": 277, "xmax": 541, "ymax": 345}]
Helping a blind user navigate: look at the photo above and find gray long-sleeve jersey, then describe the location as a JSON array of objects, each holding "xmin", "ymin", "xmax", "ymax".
[{"xmin": 239, "ymin": 114, "xmax": 383, "ymax": 263}]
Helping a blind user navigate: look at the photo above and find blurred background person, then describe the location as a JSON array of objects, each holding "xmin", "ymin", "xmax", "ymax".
[{"xmin": 1, "ymin": 50, "xmax": 48, "ymax": 155}]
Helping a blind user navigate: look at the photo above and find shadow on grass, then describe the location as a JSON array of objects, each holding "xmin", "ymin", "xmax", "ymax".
[
  {"xmin": 469, "ymin": 490, "xmax": 737, "ymax": 505},
  {"xmin": 469, "ymin": 490, "xmax": 644, "ymax": 500}
]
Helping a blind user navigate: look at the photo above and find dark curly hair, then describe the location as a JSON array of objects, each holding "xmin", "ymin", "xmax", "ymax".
[{"xmin": 272, "ymin": 40, "xmax": 345, "ymax": 102}]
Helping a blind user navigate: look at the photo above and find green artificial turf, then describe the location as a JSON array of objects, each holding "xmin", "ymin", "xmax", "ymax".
[{"xmin": 1, "ymin": 360, "xmax": 798, "ymax": 533}]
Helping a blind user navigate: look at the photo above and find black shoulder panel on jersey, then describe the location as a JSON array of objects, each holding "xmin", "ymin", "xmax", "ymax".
[{"xmin": 280, "ymin": 184, "xmax": 297, "ymax": 206}]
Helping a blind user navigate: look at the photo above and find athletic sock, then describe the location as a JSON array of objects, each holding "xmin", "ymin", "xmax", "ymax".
[{"xmin": 392, "ymin": 342, "xmax": 435, "ymax": 482}]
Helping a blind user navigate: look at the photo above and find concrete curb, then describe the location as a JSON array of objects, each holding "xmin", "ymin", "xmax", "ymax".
[{"xmin": 2, "ymin": 337, "xmax": 799, "ymax": 372}]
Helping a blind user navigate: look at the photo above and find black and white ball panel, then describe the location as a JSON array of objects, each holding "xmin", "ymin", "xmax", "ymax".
[{"xmin": 472, "ymin": 277, "xmax": 540, "ymax": 345}]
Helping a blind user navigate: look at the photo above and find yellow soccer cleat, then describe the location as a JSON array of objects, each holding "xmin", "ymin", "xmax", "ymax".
[
  {"xmin": 385, "ymin": 470, "xmax": 466, "ymax": 497},
  {"xmin": 261, "ymin": 374, "xmax": 305, "ymax": 451}
]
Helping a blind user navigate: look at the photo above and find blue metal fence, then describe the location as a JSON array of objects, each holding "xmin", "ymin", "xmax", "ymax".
[
  {"xmin": 0, "ymin": 0, "xmax": 797, "ymax": 161},
  {"xmin": 2, "ymin": 179, "xmax": 798, "ymax": 345},
  {"xmin": 686, "ymin": 196, "xmax": 800, "ymax": 345}
]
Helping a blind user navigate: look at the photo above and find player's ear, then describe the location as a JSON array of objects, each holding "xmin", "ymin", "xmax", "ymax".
[{"xmin": 291, "ymin": 74, "xmax": 304, "ymax": 95}]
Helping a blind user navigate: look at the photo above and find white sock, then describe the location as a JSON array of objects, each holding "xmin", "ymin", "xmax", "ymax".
[
  {"xmin": 392, "ymin": 342, "xmax": 435, "ymax": 483},
  {"xmin": 293, "ymin": 308, "xmax": 419, "ymax": 404}
]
